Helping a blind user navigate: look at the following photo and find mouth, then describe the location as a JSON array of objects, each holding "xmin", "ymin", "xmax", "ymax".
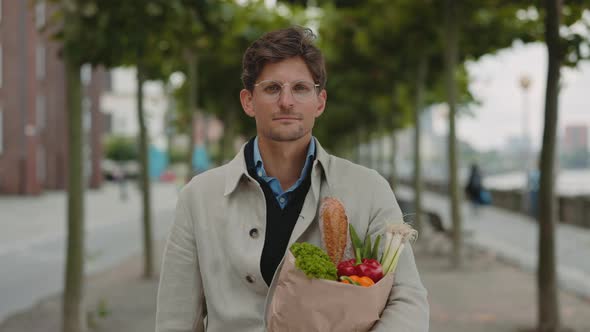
[{"xmin": 273, "ymin": 117, "xmax": 302, "ymax": 121}]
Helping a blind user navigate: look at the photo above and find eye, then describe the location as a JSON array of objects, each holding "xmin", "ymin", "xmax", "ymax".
[
  {"xmin": 264, "ymin": 84, "xmax": 282, "ymax": 93},
  {"xmin": 293, "ymin": 83, "xmax": 312, "ymax": 93}
]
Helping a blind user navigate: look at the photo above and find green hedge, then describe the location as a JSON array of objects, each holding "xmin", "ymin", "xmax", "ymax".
[{"xmin": 104, "ymin": 136, "xmax": 138, "ymax": 162}]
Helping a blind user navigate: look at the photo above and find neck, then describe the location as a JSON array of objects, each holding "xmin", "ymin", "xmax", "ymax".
[{"xmin": 257, "ymin": 134, "xmax": 312, "ymax": 191}]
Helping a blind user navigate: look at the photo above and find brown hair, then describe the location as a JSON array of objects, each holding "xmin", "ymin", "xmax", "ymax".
[{"xmin": 241, "ymin": 26, "xmax": 327, "ymax": 92}]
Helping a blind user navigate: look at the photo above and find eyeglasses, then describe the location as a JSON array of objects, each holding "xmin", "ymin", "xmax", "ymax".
[{"xmin": 253, "ymin": 80, "xmax": 320, "ymax": 103}]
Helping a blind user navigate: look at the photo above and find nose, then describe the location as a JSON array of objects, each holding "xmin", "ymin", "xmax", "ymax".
[{"xmin": 277, "ymin": 85, "xmax": 295, "ymax": 107}]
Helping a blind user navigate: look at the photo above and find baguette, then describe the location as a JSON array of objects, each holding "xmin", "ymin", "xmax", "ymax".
[{"xmin": 319, "ymin": 197, "xmax": 349, "ymax": 265}]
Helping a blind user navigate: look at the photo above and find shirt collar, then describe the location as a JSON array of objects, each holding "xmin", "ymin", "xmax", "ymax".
[
  {"xmin": 224, "ymin": 137, "xmax": 327, "ymax": 197},
  {"xmin": 253, "ymin": 136, "xmax": 316, "ymax": 179}
]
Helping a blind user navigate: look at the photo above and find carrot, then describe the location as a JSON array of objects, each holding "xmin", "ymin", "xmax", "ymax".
[{"xmin": 339, "ymin": 275, "xmax": 374, "ymax": 287}]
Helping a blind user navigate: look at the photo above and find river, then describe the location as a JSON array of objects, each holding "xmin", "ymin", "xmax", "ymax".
[{"xmin": 484, "ymin": 168, "xmax": 590, "ymax": 196}]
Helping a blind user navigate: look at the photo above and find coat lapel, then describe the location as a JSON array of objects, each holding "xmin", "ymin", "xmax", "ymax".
[{"xmin": 287, "ymin": 139, "xmax": 332, "ymax": 245}]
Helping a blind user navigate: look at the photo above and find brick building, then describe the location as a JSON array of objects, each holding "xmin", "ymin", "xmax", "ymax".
[{"xmin": 0, "ymin": 0, "xmax": 107, "ymax": 195}]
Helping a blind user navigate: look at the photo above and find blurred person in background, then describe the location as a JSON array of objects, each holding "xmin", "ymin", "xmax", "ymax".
[
  {"xmin": 113, "ymin": 165, "xmax": 128, "ymax": 201},
  {"xmin": 155, "ymin": 26, "xmax": 428, "ymax": 332},
  {"xmin": 465, "ymin": 163, "xmax": 491, "ymax": 214}
]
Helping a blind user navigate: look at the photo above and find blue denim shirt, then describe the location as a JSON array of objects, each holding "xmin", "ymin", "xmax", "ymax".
[{"xmin": 253, "ymin": 136, "xmax": 316, "ymax": 209}]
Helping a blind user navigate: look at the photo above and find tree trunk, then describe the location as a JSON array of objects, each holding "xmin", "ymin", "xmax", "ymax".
[
  {"xmin": 63, "ymin": 60, "xmax": 86, "ymax": 332},
  {"xmin": 413, "ymin": 55, "xmax": 428, "ymax": 234},
  {"xmin": 537, "ymin": 0, "xmax": 562, "ymax": 331},
  {"xmin": 380, "ymin": 127, "xmax": 387, "ymax": 177},
  {"xmin": 164, "ymin": 83, "xmax": 175, "ymax": 158},
  {"xmin": 390, "ymin": 133, "xmax": 397, "ymax": 187},
  {"xmin": 360, "ymin": 126, "xmax": 368, "ymax": 166},
  {"xmin": 444, "ymin": 0, "xmax": 463, "ymax": 268},
  {"xmin": 223, "ymin": 108, "xmax": 237, "ymax": 163},
  {"xmin": 136, "ymin": 64, "xmax": 154, "ymax": 279},
  {"xmin": 356, "ymin": 126, "xmax": 362, "ymax": 164},
  {"xmin": 203, "ymin": 113, "xmax": 209, "ymax": 162},
  {"xmin": 390, "ymin": 85, "xmax": 398, "ymax": 187},
  {"xmin": 185, "ymin": 52, "xmax": 197, "ymax": 183},
  {"xmin": 369, "ymin": 129, "xmax": 379, "ymax": 172}
]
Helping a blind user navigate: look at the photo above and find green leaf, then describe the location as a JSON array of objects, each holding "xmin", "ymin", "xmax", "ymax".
[
  {"xmin": 349, "ymin": 224, "xmax": 363, "ymax": 252},
  {"xmin": 363, "ymin": 233, "xmax": 372, "ymax": 260},
  {"xmin": 371, "ymin": 234, "xmax": 381, "ymax": 260}
]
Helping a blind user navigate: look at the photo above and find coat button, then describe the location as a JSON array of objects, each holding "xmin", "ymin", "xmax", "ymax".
[
  {"xmin": 246, "ymin": 275, "xmax": 256, "ymax": 284},
  {"xmin": 249, "ymin": 228, "xmax": 259, "ymax": 238}
]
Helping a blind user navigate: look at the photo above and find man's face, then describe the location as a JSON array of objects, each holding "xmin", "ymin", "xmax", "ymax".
[{"xmin": 240, "ymin": 56, "xmax": 327, "ymax": 143}]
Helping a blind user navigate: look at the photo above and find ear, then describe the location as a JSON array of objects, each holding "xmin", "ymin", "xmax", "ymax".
[
  {"xmin": 315, "ymin": 89, "xmax": 327, "ymax": 118},
  {"xmin": 240, "ymin": 89, "xmax": 255, "ymax": 118}
]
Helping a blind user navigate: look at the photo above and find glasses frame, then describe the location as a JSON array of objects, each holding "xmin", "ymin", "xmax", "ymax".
[{"xmin": 253, "ymin": 80, "xmax": 321, "ymax": 103}]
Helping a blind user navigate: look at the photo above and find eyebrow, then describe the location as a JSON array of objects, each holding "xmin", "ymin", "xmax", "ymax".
[{"xmin": 258, "ymin": 78, "xmax": 313, "ymax": 82}]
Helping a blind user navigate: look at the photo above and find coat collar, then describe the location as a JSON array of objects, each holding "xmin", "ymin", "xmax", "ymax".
[{"xmin": 224, "ymin": 137, "xmax": 331, "ymax": 196}]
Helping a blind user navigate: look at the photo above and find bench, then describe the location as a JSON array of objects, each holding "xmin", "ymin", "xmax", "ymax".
[
  {"xmin": 396, "ymin": 193, "xmax": 477, "ymax": 258},
  {"xmin": 398, "ymin": 199, "xmax": 451, "ymax": 235}
]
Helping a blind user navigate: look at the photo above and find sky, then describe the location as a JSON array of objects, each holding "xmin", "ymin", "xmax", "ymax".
[{"xmin": 456, "ymin": 42, "xmax": 590, "ymax": 151}]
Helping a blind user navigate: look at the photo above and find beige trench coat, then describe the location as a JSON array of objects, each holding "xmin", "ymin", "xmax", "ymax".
[{"xmin": 156, "ymin": 139, "xmax": 429, "ymax": 332}]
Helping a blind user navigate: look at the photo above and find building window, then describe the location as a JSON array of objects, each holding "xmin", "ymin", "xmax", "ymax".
[
  {"xmin": 81, "ymin": 64, "xmax": 92, "ymax": 86},
  {"xmin": 35, "ymin": 1, "xmax": 46, "ymax": 29},
  {"xmin": 36, "ymin": 43, "xmax": 45, "ymax": 80},
  {"xmin": 36, "ymin": 94, "xmax": 46, "ymax": 129}
]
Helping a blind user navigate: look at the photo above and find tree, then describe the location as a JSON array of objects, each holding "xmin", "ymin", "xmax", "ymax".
[
  {"xmin": 443, "ymin": 0, "xmax": 463, "ymax": 268},
  {"xmin": 163, "ymin": 0, "xmax": 211, "ymax": 182},
  {"xmin": 172, "ymin": 0, "xmax": 296, "ymax": 162},
  {"xmin": 93, "ymin": 1, "xmax": 181, "ymax": 279},
  {"xmin": 90, "ymin": 0, "xmax": 220, "ymax": 279},
  {"xmin": 436, "ymin": 1, "xmax": 538, "ymax": 267},
  {"xmin": 63, "ymin": 52, "xmax": 85, "ymax": 332},
  {"xmin": 318, "ymin": 2, "xmax": 406, "ymax": 154},
  {"xmin": 537, "ymin": 2, "xmax": 561, "ymax": 330},
  {"xmin": 509, "ymin": 3, "xmax": 589, "ymax": 330},
  {"xmin": 47, "ymin": 2, "xmax": 111, "ymax": 330},
  {"xmin": 47, "ymin": 3, "xmax": 194, "ymax": 329},
  {"xmin": 374, "ymin": 0, "xmax": 446, "ymax": 234},
  {"xmin": 45, "ymin": 1, "xmax": 117, "ymax": 330}
]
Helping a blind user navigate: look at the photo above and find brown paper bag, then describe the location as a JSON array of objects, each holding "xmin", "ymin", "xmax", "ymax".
[{"xmin": 267, "ymin": 251, "xmax": 394, "ymax": 332}]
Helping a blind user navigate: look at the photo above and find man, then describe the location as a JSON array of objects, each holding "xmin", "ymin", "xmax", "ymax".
[{"xmin": 156, "ymin": 26, "xmax": 429, "ymax": 332}]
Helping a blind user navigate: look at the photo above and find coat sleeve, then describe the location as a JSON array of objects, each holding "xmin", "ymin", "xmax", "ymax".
[
  {"xmin": 366, "ymin": 171, "xmax": 430, "ymax": 332},
  {"xmin": 156, "ymin": 190, "xmax": 205, "ymax": 332}
]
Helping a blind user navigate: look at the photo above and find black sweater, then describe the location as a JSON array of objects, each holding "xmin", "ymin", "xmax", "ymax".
[{"xmin": 244, "ymin": 138, "xmax": 315, "ymax": 286}]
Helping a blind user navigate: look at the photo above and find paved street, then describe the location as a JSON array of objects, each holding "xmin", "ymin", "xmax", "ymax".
[
  {"xmin": 2, "ymin": 181, "xmax": 589, "ymax": 330},
  {"xmin": 0, "ymin": 182, "xmax": 178, "ymax": 323},
  {"xmin": 396, "ymin": 184, "xmax": 590, "ymax": 300},
  {"xmin": 2, "ymin": 236, "xmax": 590, "ymax": 332}
]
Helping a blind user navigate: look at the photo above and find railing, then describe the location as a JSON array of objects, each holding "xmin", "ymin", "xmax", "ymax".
[{"xmin": 396, "ymin": 178, "xmax": 590, "ymax": 229}]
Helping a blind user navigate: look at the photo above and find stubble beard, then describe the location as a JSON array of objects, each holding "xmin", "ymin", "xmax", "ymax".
[
  {"xmin": 264, "ymin": 124, "xmax": 308, "ymax": 142},
  {"xmin": 261, "ymin": 106, "xmax": 311, "ymax": 142}
]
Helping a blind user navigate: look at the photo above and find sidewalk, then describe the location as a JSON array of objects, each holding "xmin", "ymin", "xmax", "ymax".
[
  {"xmin": 0, "ymin": 182, "xmax": 179, "ymax": 323},
  {"xmin": 416, "ymin": 242, "xmax": 590, "ymax": 332},
  {"xmin": 0, "ymin": 243, "xmax": 164, "ymax": 332},
  {"xmin": 396, "ymin": 185, "xmax": 590, "ymax": 300},
  {"xmin": 2, "ymin": 238, "xmax": 590, "ymax": 332}
]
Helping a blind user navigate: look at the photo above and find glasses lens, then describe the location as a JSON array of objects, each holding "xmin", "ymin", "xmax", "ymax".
[
  {"xmin": 258, "ymin": 81, "xmax": 282, "ymax": 100},
  {"xmin": 256, "ymin": 80, "xmax": 317, "ymax": 102},
  {"xmin": 291, "ymin": 81, "xmax": 316, "ymax": 102}
]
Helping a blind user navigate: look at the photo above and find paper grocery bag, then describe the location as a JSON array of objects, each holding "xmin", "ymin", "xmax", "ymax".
[{"xmin": 266, "ymin": 252, "xmax": 394, "ymax": 332}]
